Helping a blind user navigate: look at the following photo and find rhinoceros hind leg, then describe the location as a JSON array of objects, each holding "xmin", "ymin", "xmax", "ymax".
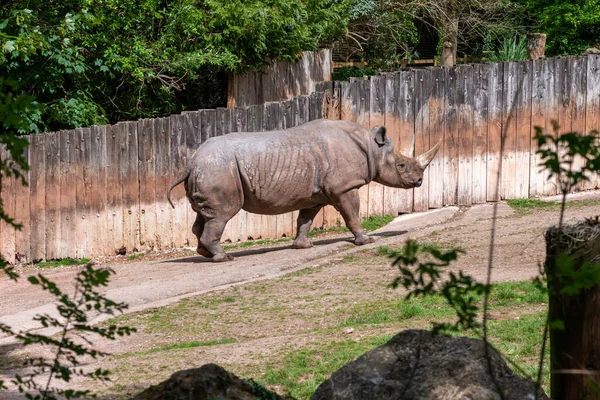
[
  {"xmin": 192, "ymin": 213, "xmax": 214, "ymax": 258},
  {"xmin": 334, "ymin": 189, "xmax": 376, "ymax": 247},
  {"xmin": 199, "ymin": 216, "xmax": 235, "ymax": 262},
  {"xmin": 292, "ymin": 206, "xmax": 322, "ymax": 249}
]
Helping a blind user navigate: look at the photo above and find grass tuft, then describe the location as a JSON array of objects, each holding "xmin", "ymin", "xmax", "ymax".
[{"xmin": 35, "ymin": 257, "xmax": 92, "ymax": 268}]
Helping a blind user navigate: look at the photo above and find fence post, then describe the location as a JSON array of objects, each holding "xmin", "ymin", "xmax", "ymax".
[{"xmin": 545, "ymin": 219, "xmax": 600, "ymax": 399}]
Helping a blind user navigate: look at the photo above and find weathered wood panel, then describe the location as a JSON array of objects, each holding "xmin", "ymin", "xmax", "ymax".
[
  {"xmin": 105, "ymin": 123, "xmax": 122, "ymax": 254},
  {"xmin": 413, "ymin": 69, "xmax": 432, "ymax": 211},
  {"xmin": 487, "ymin": 62, "xmax": 503, "ymax": 201},
  {"xmin": 501, "ymin": 62, "xmax": 518, "ymax": 200},
  {"xmin": 397, "ymin": 70, "xmax": 416, "ymax": 212},
  {"xmin": 13, "ymin": 138, "xmax": 30, "ymax": 263},
  {"xmin": 169, "ymin": 114, "xmax": 188, "ymax": 248},
  {"xmin": 138, "ymin": 118, "xmax": 157, "ymax": 250},
  {"xmin": 428, "ymin": 68, "xmax": 446, "ymax": 208},
  {"xmin": 586, "ymin": 55, "xmax": 600, "ymax": 189},
  {"xmin": 29, "ymin": 134, "xmax": 46, "ymax": 262},
  {"xmin": 246, "ymin": 104, "xmax": 265, "ymax": 240},
  {"xmin": 76, "ymin": 127, "xmax": 93, "ymax": 258},
  {"xmin": 155, "ymin": 118, "xmax": 172, "ymax": 249},
  {"xmin": 472, "ymin": 64, "xmax": 489, "ymax": 204},
  {"xmin": 542, "ymin": 57, "xmax": 558, "ymax": 196},
  {"xmin": 369, "ymin": 75, "xmax": 386, "ymax": 216},
  {"xmin": 89, "ymin": 126, "xmax": 107, "ymax": 257},
  {"xmin": 46, "ymin": 131, "xmax": 62, "ymax": 260},
  {"xmin": 0, "ymin": 146, "xmax": 16, "ymax": 264},
  {"xmin": 123, "ymin": 122, "xmax": 140, "ymax": 253},
  {"xmin": 515, "ymin": 61, "xmax": 532, "ymax": 199},
  {"xmin": 571, "ymin": 57, "xmax": 587, "ymax": 190},
  {"xmin": 457, "ymin": 65, "xmax": 474, "ymax": 206},
  {"xmin": 530, "ymin": 59, "xmax": 547, "ymax": 197},
  {"xmin": 444, "ymin": 68, "xmax": 459, "ymax": 205},
  {"xmin": 383, "ymin": 73, "xmax": 401, "ymax": 215}
]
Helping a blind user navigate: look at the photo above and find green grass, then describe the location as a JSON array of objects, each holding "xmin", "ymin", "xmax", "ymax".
[
  {"xmin": 35, "ymin": 257, "xmax": 92, "ymax": 268},
  {"xmin": 506, "ymin": 198, "xmax": 600, "ymax": 213},
  {"xmin": 361, "ymin": 214, "xmax": 395, "ymax": 231},
  {"xmin": 124, "ymin": 338, "xmax": 236, "ymax": 357},
  {"xmin": 128, "ymin": 253, "xmax": 143, "ymax": 261}
]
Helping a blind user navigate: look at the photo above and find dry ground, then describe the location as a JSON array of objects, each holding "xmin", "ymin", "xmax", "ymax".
[{"xmin": 1, "ymin": 194, "xmax": 599, "ymax": 399}]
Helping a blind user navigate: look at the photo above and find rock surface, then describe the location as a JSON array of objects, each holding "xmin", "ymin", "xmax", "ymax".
[
  {"xmin": 312, "ymin": 329, "xmax": 548, "ymax": 400},
  {"xmin": 130, "ymin": 363, "xmax": 283, "ymax": 400}
]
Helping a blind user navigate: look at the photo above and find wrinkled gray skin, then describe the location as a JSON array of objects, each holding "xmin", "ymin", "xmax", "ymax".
[{"xmin": 168, "ymin": 119, "xmax": 440, "ymax": 262}]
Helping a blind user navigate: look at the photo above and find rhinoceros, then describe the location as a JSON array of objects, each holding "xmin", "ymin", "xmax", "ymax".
[{"xmin": 168, "ymin": 119, "xmax": 440, "ymax": 262}]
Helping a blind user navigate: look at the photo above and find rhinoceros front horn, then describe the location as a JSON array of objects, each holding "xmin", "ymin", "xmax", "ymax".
[{"xmin": 416, "ymin": 141, "xmax": 442, "ymax": 169}]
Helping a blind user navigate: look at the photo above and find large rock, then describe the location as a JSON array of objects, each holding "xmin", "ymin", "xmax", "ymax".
[
  {"xmin": 312, "ymin": 330, "xmax": 548, "ymax": 400},
  {"xmin": 130, "ymin": 363, "xmax": 285, "ymax": 400}
]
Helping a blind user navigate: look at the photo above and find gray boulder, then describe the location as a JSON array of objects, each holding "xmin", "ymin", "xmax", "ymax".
[
  {"xmin": 312, "ymin": 329, "xmax": 548, "ymax": 400},
  {"xmin": 130, "ymin": 363, "xmax": 285, "ymax": 400}
]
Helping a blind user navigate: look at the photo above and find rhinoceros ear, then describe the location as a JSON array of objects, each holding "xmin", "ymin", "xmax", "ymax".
[{"xmin": 373, "ymin": 126, "xmax": 387, "ymax": 146}]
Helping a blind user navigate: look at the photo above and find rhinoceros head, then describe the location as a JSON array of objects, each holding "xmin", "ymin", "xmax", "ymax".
[{"xmin": 371, "ymin": 126, "xmax": 441, "ymax": 189}]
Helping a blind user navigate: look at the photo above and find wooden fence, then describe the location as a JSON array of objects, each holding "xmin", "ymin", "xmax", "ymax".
[
  {"xmin": 227, "ymin": 49, "xmax": 332, "ymax": 108},
  {"xmin": 1, "ymin": 55, "xmax": 599, "ymax": 264}
]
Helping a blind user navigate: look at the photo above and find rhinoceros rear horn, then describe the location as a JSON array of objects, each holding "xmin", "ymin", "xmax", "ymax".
[
  {"xmin": 416, "ymin": 141, "xmax": 442, "ymax": 169},
  {"xmin": 373, "ymin": 126, "xmax": 387, "ymax": 146}
]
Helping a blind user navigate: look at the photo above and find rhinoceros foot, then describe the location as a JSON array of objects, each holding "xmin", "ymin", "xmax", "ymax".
[
  {"xmin": 197, "ymin": 246, "xmax": 214, "ymax": 258},
  {"xmin": 212, "ymin": 253, "xmax": 235, "ymax": 262},
  {"xmin": 354, "ymin": 235, "xmax": 375, "ymax": 246},
  {"xmin": 292, "ymin": 239, "xmax": 313, "ymax": 249}
]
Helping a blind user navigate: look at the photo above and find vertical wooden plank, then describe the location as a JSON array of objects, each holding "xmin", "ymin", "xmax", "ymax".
[
  {"xmin": 122, "ymin": 121, "xmax": 140, "ymax": 253},
  {"xmin": 155, "ymin": 118, "xmax": 172, "ymax": 249},
  {"xmin": 46, "ymin": 130, "xmax": 62, "ymax": 260},
  {"xmin": 530, "ymin": 59, "xmax": 547, "ymax": 197},
  {"xmin": 515, "ymin": 61, "xmax": 533, "ymax": 199},
  {"xmin": 457, "ymin": 65, "xmax": 474, "ymax": 206},
  {"xmin": 369, "ymin": 75, "xmax": 386, "ymax": 216},
  {"xmin": 443, "ymin": 67, "xmax": 459, "ymax": 205},
  {"xmin": 105, "ymin": 123, "xmax": 121, "ymax": 254},
  {"xmin": 487, "ymin": 62, "xmax": 504, "ymax": 201},
  {"xmin": 0, "ymin": 146, "xmax": 16, "ymax": 264},
  {"xmin": 472, "ymin": 65, "xmax": 489, "ymax": 204},
  {"xmin": 586, "ymin": 55, "xmax": 600, "ymax": 189},
  {"xmin": 138, "ymin": 118, "xmax": 157, "ymax": 251},
  {"xmin": 29, "ymin": 134, "xmax": 46, "ymax": 262},
  {"xmin": 352, "ymin": 77, "xmax": 371, "ymax": 218},
  {"xmin": 383, "ymin": 73, "xmax": 399, "ymax": 215},
  {"xmin": 76, "ymin": 127, "xmax": 93, "ymax": 259},
  {"xmin": 89, "ymin": 126, "xmax": 107, "ymax": 257},
  {"xmin": 170, "ymin": 114, "xmax": 188, "ymax": 248},
  {"xmin": 13, "ymin": 137, "xmax": 30, "ymax": 263},
  {"xmin": 246, "ymin": 104, "xmax": 265, "ymax": 239},
  {"xmin": 397, "ymin": 70, "xmax": 416, "ymax": 212},
  {"xmin": 501, "ymin": 62, "xmax": 518, "ymax": 200},
  {"xmin": 413, "ymin": 69, "xmax": 432, "ymax": 211},
  {"xmin": 428, "ymin": 68, "xmax": 446, "ymax": 209},
  {"xmin": 571, "ymin": 57, "xmax": 587, "ymax": 190}
]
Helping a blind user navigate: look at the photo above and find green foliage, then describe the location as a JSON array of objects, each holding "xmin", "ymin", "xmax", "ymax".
[
  {"xmin": 390, "ymin": 240, "xmax": 489, "ymax": 333},
  {"xmin": 0, "ymin": 265, "xmax": 136, "ymax": 399},
  {"xmin": 483, "ymin": 34, "xmax": 528, "ymax": 62},
  {"xmin": 515, "ymin": 0, "xmax": 600, "ymax": 56},
  {"xmin": 0, "ymin": 0, "xmax": 350, "ymax": 130},
  {"xmin": 332, "ymin": 66, "xmax": 378, "ymax": 81}
]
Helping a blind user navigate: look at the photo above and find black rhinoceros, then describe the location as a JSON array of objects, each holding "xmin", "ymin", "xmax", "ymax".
[{"xmin": 168, "ymin": 119, "xmax": 440, "ymax": 262}]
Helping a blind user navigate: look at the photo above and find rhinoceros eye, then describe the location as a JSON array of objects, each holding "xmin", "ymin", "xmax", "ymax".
[{"xmin": 396, "ymin": 163, "xmax": 406, "ymax": 173}]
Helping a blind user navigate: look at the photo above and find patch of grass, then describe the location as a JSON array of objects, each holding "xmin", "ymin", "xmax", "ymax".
[
  {"xmin": 125, "ymin": 338, "xmax": 236, "ymax": 357},
  {"xmin": 128, "ymin": 253, "xmax": 143, "ymax": 261},
  {"xmin": 488, "ymin": 281, "xmax": 547, "ymax": 306},
  {"xmin": 362, "ymin": 214, "xmax": 394, "ymax": 231},
  {"xmin": 264, "ymin": 311, "xmax": 549, "ymax": 399},
  {"xmin": 35, "ymin": 257, "xmax": 92, "ymax": 268},
  {"xmin": 507, "ymin": 198, "xmax": 559, "ymax": 210},
  {"xmin": 285, "ymin": 266, "xmax": 323, "ymax": 277}
]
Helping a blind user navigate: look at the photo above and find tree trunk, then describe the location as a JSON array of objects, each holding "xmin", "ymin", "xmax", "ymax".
[
  {"xmin": 527, "ymin": 33, "xmax": 547, "ymax": 60},
  {"xmin": 545, "ymin": 219, "xmax": 600, "ymax": 399},
  {"xmin": 440, "ymin": 17, "xmax": 458, "ymax": 67}
]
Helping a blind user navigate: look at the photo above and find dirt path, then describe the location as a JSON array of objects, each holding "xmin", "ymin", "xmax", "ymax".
[
  {"xmin": 1, "ymin": 194, "xmax": 600, "ymax": 399},
  {"xmin": 1, "ymin": 194, "xmax": 599, "ymax": 343}
]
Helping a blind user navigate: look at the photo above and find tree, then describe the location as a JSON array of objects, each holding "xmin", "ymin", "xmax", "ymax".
[
  {"xmin": 514, "ymin": 0, "xmax": 600, "ymax": 56},
  {"xmin": 343, "ymin": 0, "xmax": 525, "ymax": 67},
  {"xmin": 0, "ymin": 0, "xmax": 350, "ymax": 131}
]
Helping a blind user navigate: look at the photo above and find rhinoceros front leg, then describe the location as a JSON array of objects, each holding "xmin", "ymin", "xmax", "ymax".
[
  {"xmin": 292, "ymin": 206, "xmax": 322, "ymax": 249},
  {"xmin": 335, "ymin": 189, "xmax": 375, "ymax": 246}
]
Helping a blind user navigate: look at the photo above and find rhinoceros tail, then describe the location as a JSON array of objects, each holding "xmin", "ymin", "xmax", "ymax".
[{"xmin": 167, "ymin": 168, "xmax": 190, "ymax": 209}]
